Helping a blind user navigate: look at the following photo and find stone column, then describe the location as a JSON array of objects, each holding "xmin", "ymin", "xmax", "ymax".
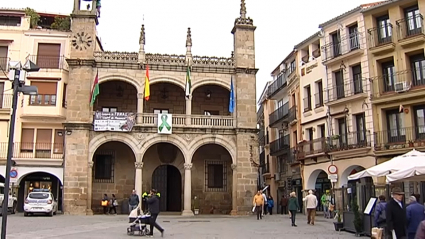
[
  {"xmin": 182, "ymin": 163, "xmax": 194, "ymax": 216},
  {"xmin": 134, "ymin": 161, "xmax": 143, "ymax": 205},
  {"xmin": 137, "ymin": 93, "xmax": 144, "ymax": 124},
  {"xmin": 185, "ymin": 96, "xmax": 192, "ymax": 126},
  {"xmin": 230, "ymin": 164, "xmax": 238, "ymax": 215},
  {"xmin": 86, "ymin": 161, "xmax": 94, "ymax": 215}
]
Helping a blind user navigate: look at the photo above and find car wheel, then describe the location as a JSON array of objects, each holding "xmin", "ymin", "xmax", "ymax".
[
  {"xmin": 24, "ymin": 212, "xmax": 28, "ymax": 217},
  {"xmin": 48, "ymin": 211, "xmax": 53, "ymax": 217}
]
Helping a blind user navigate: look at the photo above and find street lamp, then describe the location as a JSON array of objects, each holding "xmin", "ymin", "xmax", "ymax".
[{"xmin": 1, "ymin": 60, "xmax": 39, "ymax": 239}]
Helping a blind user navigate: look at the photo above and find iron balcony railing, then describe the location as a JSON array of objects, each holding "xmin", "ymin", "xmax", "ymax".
[
  {"xmin": 367, "ymin": 23, "xmax": 394, "ymax": 48},
  {"xmin": 257, "ymin": 104, "xmax": 264, "ymax": 123},
  {"xmin": 287, "ymin": 147, "xmax": 296, "ymax": 164},
  {"xmin": 296, "ymin": 137, "xmax": 327, "ymax": 160},
  {"xmin": 0, "ymin": 94, "xmax": 13, "ymax": 109},
  {"xmin": 258, "ymin": 128, "xmax": 265, "ymax": 146},
  {"xmin": 0, "ymin": 57, "xmax": 8, "ymax": 71},
  {"xmin": 28, "ymin": 55, "xmax": 68, "ymax": 70},
  {"xmin": 396, "ymin": 14, "xmax": 424, "ymax": 40},
  {"xmin": 270, "ymin": 134, "xmax": 290, "ymax": 156},
  {"xmin": 314, "ymin": 92, "xmax": 324, "ymax": 108},
  {"xmin": 327, "ymin": 130, "xmax": 371, "ymax": 152},
  {"xmin": 268, "ymin": 72, "xmax": 288, "ymax": 97},
  {"xmin": 269, "ymin": 102, "xmax": 289, "ymax": 126},
  {"xmin": 0, "ymin": 142, "xmax": 64, "ymax": 159},
  {"xmin": 303, "ymin": 96, "xmax": 311, "ymax": 112},
  {"xmin": 259, "ymin": 150, "xmax": 265, "ymax": 166},
  {"xmin": 322, "ymin": 31, "xmax": 363, "ymax": 62},
  {"xmin": 325, "ymin": 76, "xmax": 365, "ymax": 103},
  {"xmin": 374, "ymin": 126, "xmax": 425, "ymax": 151},
  {"xmin": 288, "ymin": 105, "xmax": 296, "ymax": 122}
]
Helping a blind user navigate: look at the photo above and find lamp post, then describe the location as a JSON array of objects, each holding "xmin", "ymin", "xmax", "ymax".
[{"xmin": 1, "ymin": 60, "xmax": 39, "ymax": 239}]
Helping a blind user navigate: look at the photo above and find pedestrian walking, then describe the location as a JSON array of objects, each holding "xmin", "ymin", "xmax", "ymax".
[
  {"xmin": 407, "ymin": 196, "xmax": 425, "ymax": 239},
  {"xmin": 280, "ymin": 195, "xmax": 288, "ymax": 215},
  {"xmin": 101, "ymin": 194, "xmax": 109, "ymax": 214},
  {"xmin": 253, "ymin": 190, "xmax": 264, "ymax": 220},
  {"xmin": 415, "ymin": 220, "xmax": 425, "ymax": 239},
  {"xmin": 129, "ymin": 189, "xmax": 140, "ymax": 212},
  {"xmin": 303, "ymin": 190, "xmax": 318, "ymax": 225},
  {"xmin": 386, "ymin": 187, "xmax": 407, "ymax": 239},
  {"xmin": 374, "ymin": 195, "xmax": 387, "ymax": 235},
  {"xmin": 288, "ymin": 192, "xmax": 299, "ymax": 227},
  {"xmin": 146, "ymin": 189, "xmax": 164, "ymax": 237},
  {"xmin": 267, "ymin": 195, "xmax": 274, "ymax": 215},
  {"xmin": 321, "ymin": 190, "xmax": 331, "ymax": 219},
  {"xmin": 109, "ymin": 194, "xmax": 118, "ymax": 214}
]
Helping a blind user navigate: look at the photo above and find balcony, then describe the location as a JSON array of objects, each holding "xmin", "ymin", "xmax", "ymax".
[
  {"xmin": 0, "ymin": 94, "xmax": 12, "ymax": 109},
  {"xmin": 28, "ymin": 55, "xmax": 68, "ymax": 70},
  {"xmin": 296, "ymin": 137, "xmax": 327, "ymax": 160},
  {"xmin": 322, "ymin": 32, "xmax": 364, "ymax": 66},
  {"xmin": 0, "ymin": 142, "xmax": 64, "ymax": 166},
  {"xmin": 268, "ymin": 73, "xmax": 288, "ymax": 100},
  {"xmin": 371, "ymin": 66, "xmax": 425, "ymax": 104},
  {"xmin": 269, "ymin": 102, "xmax": 289, "ymax": 127},
  {"xmin": 258, "ymin": 128, "xmax": 265, "ymax": 147},
  {"xmin": 303, "ymin": 96, "xmax": 311, "ymax": 112},
  {"xmin": 259, "ymin": 150, "xmax": 265, "ymax": 168},
  {"xmin": 270, "ymin": 134, "xmax": 290, "ymax": 156},
  {"xmin": 257, "ymin": 104, "xmax": 264, "ymax": 123},
  {"xmin": 137, "ymin": 113, "xmax": 234, "ymax": 128},
  {"xmin": 0, "ymin": 57, "xmax": 8, "ymax": 72},
  {"xmin": 374, "ymin": 126, "xmax": 425, "ymax": 155},
  {"xmin": 396, "ymin": 14, "xmax": 425, "ymax": 48},
  {"xmin": 327, "ymin": 131, "xmax": 372, "ymax": 158},
  {"xmin": 325, "ymin": 77, "xmax": 368, "ymax": 106},
  {"xmin": 288, "ymin": 105, "xmax": 297, "ymax": 123},
  {"xmin": 367, "ymin": 24, "xmax": 395, "ymax": 55}
]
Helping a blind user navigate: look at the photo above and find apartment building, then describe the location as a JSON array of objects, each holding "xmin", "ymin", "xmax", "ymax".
[
  {"xmin": 363, "ymin": 0, "xmax": 425, "ymax": 189},
  {"xmin": 0, "ymin": 8, "xmax": 74, "ymax": 211}
]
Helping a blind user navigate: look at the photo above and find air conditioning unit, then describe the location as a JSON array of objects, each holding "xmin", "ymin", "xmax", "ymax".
[
  {"xmin": 395, "ymin": 81, "xmax": 409, "ymax": 93},
  {"xmin": 274, "ymin": 173, "xmax": 281, "ymax": 181}
]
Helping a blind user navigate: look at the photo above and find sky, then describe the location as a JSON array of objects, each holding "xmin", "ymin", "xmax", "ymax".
[{"xmin": 3, "ymin": 0, "xmax": 375, "ymax": 101}]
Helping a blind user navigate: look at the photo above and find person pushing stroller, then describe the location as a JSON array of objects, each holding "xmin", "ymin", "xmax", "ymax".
[{"xmin": 146, "ymin": 189, "xmax": 165, "ymax": 238}]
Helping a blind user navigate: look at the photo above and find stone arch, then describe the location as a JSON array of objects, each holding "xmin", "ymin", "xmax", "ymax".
[
  {"xmin": 191, "ymin": 78, "xmax": 231, "ymax": 92},
  {"xmin": 98, "ymin": 74, "xmax": 141, "ymax": 91},
  {"xmin": 188, "ymin": 135, "xmax": 236, "ymax": 164},
  {"xmin": 149, "ymin": 76, "xmax": 185, "ymax": 91},
  {"xmin": 89, "ymin": 133, "xmax": 140, "ymax": 162},
  {"xmin": 16, "ymin": 170, "xmax": 63, "ymax": 185},
  {"xmin": 306, "ymin": 169, "xmax": 328, "ymax": 190},
  {"xmin": 140, "ymin": 134, "xmax": 188, "ymax": 163},
  {"xmin": 339, "ymin": 165, "xmax": 367, "ymax": 188}
]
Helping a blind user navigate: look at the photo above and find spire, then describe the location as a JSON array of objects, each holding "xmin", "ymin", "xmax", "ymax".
[
  {"xmin": 240, "ymin": 0, "xmax": 246, "ymax": 19},
  {"xmin": 186, "ymin": 27, "xmax": 192, "ymax": 47},
  {"xmin": 234, "ymin": 0, "xmax": 253, "ymax": 26},
  {"xmin": 139, "ymin": 24, "xmax": 145, "ymax": 45},
  {"xmin": 138, "ymin": 24, "xmax": 146, "ymax": 64}
]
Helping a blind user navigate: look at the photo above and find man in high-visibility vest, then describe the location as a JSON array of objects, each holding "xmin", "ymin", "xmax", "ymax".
[{"xmin": 142, "ymin": 192, "xmax": 149, "ymax": 212}]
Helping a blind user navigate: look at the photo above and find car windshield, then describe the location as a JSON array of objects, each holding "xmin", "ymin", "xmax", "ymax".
[{"xmin": 28, "ymin": 193, "xmax": 49, "ymax": 199}]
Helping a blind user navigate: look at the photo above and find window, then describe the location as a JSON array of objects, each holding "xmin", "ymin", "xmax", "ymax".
[
  {"xmin": 62, "ymin": 84, "xmax": 67, "ymax": 108},
  {"xmin": 377, "ymin": 15, "xmax": 392, "ymax": 44},
  {"xmin": 303, "ymin": 85, "xmax": 311, "ymax": 112},
  {"xmin": 293, "ymin": 130, "xmax": 298, "ymax": 145},
  {"xmin": 102, "ymin": 107, "xmax": 117, "ymax": 113},
  {"xmin": 352, "ymin": 65, "xmax": 363, "ymax": 94},
  {"xmin": 0, "ymin": 46, "xmax": 7, "ymax": 71},
  {"xmin": 334, "ymin": 70, "xmax": 345, "ymax": 99},
  {"xmin": 94, "ymin": 150, "xmax": 115, "ymax": 183},
  {"xmin": 413, "ymin": 106, "xmax": 425, "ymax": 140},
  {"xmin": 348, "ymin": 24, "xmax": 359, "ymax": 50},
  {"xmin": 205, "ymin": 161, "xmax": 227, "ymax": 192},
  {"xmin": 404, "ymin": 5, "xmax": 421, "ymax": 36},
  {"xmin": 315, "ymin": 81, "xmax": 323, "ymax": 107},
  {"xmin": 386, "ymin": 109, "xmax": 405, "ymax": 143},
  {"xmin": 338, "ymin": 118, "xmax": 347, "ymax": 146},
  {"xmin": 291, "ymin": 94, "xmax": 296, "ymax": 107},
  {"xmin": 35, "ymin": 129, "xmax": 52, "ymax": 158},
  {"xmin": 29, "ymin": 82, "xmax": 57, "ymax": 106},
  {"xmin": 53, "ymin": 129, "xmax": 64, "ymax": 154},
  {"xmin": 279, "ymin": 156, "xmax": 287, "ymax": 174},
  {"xmin": 37, "ymin": 43, "xmax": 61, "ymax": 69},
  {"xmin": 204, "ymin": 110, "xmax": 219, "ymax": 116},
  {"xmin": 21, "ymin": 128, "xmax": 35, "ymax": 151},
  {"xmin": 331, "ymin": 31, "xmax": 341, "ymax": 57},
  {"xmin": 382, "ymin": 61, "xmax": 396, "ymax": 92},
  {"xmin": 277, "ymin": 99, "xmax": 283, "ymax": 108},
  {"xmin": 0, "ymin": 16, "xmax": 21, "ymax": 27},
  {"xmin": 410, "ymin": 54, "xmax": 425, "ymax": 87},
  {"xmin": 307, "ymin": 128, "xmax": 313, "ymax": 151},
  {"xmin": 290, "ymin": 60, "xmax": 296, "ymax": 74},
  {"xmin": 153, "ymin": 109, "xmax": 168, "ymax": 114},
  {"xmin": 355, "ymin": 113, "xmax": 367, "ymax": 145},
  {"xmin": 318, "ymin": 124, "xmax": 326, "ymax": 138}
]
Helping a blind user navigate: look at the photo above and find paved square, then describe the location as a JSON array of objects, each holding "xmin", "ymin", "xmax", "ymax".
[{"xmin": 2, "ymin": 213, "xmax": 358, "ymax": 238}]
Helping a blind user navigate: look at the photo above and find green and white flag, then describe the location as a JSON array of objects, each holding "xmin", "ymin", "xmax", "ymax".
[{"xmin": 185, "ymin": 66, "xmax": 191, "ymax": 98}]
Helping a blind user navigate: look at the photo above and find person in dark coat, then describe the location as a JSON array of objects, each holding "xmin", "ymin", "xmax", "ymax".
[
  {"xmin": 406, "ymin": 196, "xmax": 425, "ymax": 239},
  {"xmin": 280, "ymin": 195, "xmax": 288, "ymax": 215},
  {"xmin": 146, "ymin": 189, "xmax": 164, "ymax": 237},
  {"xmin": 374, "ymin": 195, "xmax": 387, "ymax": 228},
  {"xmin": 386, "ymin": 187, "xmax": 407, "ymax": 239}
]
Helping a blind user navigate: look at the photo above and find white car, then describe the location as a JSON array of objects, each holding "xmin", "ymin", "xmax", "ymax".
[
  {"xmin": 23, "ymin": 190, "xmax": 58, "ymax": 216},
  {"xmin": 0, "ymin": 183, "xmax": 17, "ymax": 215}
]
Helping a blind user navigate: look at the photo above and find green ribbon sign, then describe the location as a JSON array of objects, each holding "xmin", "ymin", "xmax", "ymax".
[{"xmin": 158, "ymin": 114, "xmax": 171, "ymax": 132}]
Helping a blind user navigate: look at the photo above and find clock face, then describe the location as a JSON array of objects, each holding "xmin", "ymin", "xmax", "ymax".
[{"xmin": 72, "ymin": 32, "xmax": 93, "ymax": 51}]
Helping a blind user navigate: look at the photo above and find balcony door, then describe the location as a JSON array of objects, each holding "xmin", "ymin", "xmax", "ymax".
[
  {"xmin": 0, "ymin": 46, "xmax": 7, "ymax": 71},
  {"xmin": 335, "ymin": 70, "xmax": 345, "ymax": 99},
  {"xmin": 331, "ymin": 32, "xmax": 341, "ymax": 57},
  {"xmin": 349, "ymin": 24, "xmax": 359, "ymax": 50},
  {"xmin": 413, "ymin": 106, "xmax": 425, "ymax": 141},
  {"xmin": 382, "ymin": 61, "xmax": 396, "ymax": 92},
  {"xmin": 352, "ymin": 65, "xmax": 363, "ymax": 94},
  {"xmin": 37, "ymin": 43, "xmax": 61, "ymax": 69},
  {"xmin": 410, "ymin": 54, "xmax": 425, "ymax": 87},
  {"xmin": 386, "ymin": 109, "xmax": 406, "ymax": 143},
  {"xmin": 307, "ymin": 128, "xmax": 313, "ymax": 151},
  {"xmin": 355, "ymin": 113, "xmax": 367, "ymax": 146},
  {"xmin": 405, "ymin": 6, "xmax": 422, "ymax": 36},
  {"xmin": 338, "ymin": 118, "xmax": 347, "ymax": 147},
  {"xmin": 377, "ymin": 15, "xmax": 392, "ymax": 44}
]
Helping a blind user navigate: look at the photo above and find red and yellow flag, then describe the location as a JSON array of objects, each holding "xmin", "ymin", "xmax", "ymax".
[{"xmin": 144, "ymin": 64, "xmax": 150, "ymax": 101}]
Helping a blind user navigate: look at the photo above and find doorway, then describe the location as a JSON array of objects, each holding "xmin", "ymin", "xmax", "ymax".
[{"xmin": 151, "ymin": 165, "xmax": 182, "ymax": 212}]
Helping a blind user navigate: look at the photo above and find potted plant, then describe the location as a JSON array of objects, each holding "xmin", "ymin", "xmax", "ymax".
[
  {"xmin": 408, "ymin": 140, "xmax": 414, "ymax": 147},
  {"xmin": 332, "ymin": 135, "xmax": 340, "ymax": 140},
  {"xmin": 193, "ymin": 196, "xmax": 199, "ymax": 215},
  {"xmin": 333, "ymin": 210, "xmax": 344, "ymax": 231},
  {"xmin": 384, "ymin": 144, "xmax": 390, "ymax": 150},
  {"xmin": 352, "ymin": 200, "xmax": 363, "ymax": 236}
]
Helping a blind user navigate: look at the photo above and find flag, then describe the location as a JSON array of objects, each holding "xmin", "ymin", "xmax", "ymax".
[
  {"xmin": 90, "ymin": 70, "xmax": 99, "ymax": 106},
  {"xmin": 229, "ymin": 77, "xmax": 235, "ymax": 113},
  {"xmin": 144, "ymin": 64, "xmax": 150, "ymax": 101},
  {"xmin": 185, "ymin": 66, "xmax": 191, "ymax": 98}
]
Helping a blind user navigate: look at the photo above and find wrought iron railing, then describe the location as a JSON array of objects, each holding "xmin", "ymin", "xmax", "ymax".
[
  {"xmin": 327, "ymin": 131, "xmax": 371, "ymax": 152},
  {"xmin": 322, "ymin": 31, "xmax": 363, "ymax": 62},
  {"xmin": 367, "ymin": 23, "xmax": 394, "ymax": 48},
  {"xmin": 396, "ymin": 14, "xmax": 424, "ymax": 40},
  {"xmin": 0, "ymin": 142, "xmax": 64, "ymax": 159},
  {"xmin": 0, "ymin": 94, "xmax": 13, "ymax": 109},
  {"xmin": 269, "ymin": 102, "xmax": 289, "ymax": 126},
  {"xmin": 268, "ymin": 73, "xmax": 288, "ymax": 97},
  {"xmin": 28, "ymin": 55, "xmax": 68, "ymax": 70},
  {"xmin": 325, "ymin": 76, "xmax": 365, "ymax": 103},
  {"xmin": 288, "ymin": 105, "xmax": 296, "ymax": 122},
  {"xmin": 374, "ymin": 126, "xmax": 425, "ymax": 151},
  {"xmin": 296, "ymin": 138, "xmax": 327, "ymax": 160},
  {"xmin": 270, "ymin": 134, "xmax": 290, "ymax": 155}
]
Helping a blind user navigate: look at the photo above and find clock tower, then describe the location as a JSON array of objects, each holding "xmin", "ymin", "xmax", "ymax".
[{"xmin": 63, "ymin": 0, "xmax": 98, "ymax": 215}]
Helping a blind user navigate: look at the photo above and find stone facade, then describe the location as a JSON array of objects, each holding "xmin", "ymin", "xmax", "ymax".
[{"xmin": 63, "ymin": 0, "xmax": 259, "ymax": 215}]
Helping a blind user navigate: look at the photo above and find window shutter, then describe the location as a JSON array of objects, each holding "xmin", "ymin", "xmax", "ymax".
[
  {"xmin": 0, "ymin": 46, "xmax": 7, "ymax": 70},
  {"xmin": 36, "ymin": 129, "xmax": 52, "ymax": 150},
  {"xmin": 37, "ymin": 43, "xmax": 61, "ymax": 69},
  {"xmin": 30, "ymin": 82, "xmax": 57, "ymax": 95},
  {"xmin": 21, "ymin": 128, "xmax": 35, "ymax": 150}
]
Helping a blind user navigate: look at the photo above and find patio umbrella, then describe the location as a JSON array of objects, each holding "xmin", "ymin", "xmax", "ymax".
[
  {"xmin": 386, "ymin": 165, "xmax": 425, "ymax": 183},
  {"xmin": 347, "ymin": 149, "xmax": 425, "ymax": 180}
]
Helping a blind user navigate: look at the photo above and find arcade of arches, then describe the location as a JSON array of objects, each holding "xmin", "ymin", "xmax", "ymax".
[{"xmin": 90, "ymin": 141, "xmax": 233, "ymax": 214}]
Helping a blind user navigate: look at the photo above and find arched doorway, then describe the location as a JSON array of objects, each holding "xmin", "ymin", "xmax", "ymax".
[
  {"xmin": 17, "ymin": 172, "xmax": 62, "ymax": 213},
  {"xmin": 342, "ymin": 166, "xmax": 373, "ymax": 211},
  {"xmin": 151, "ymin": 165, "xmax": 182, "ymax": 212},
  {"xmin": 192, "ymin": 144, "xmax": 232, "ymax": 214},
  {"xmin": 142, "ymin": 142, "xmax": 185, "ymax": 213},
  {"xmin": 307, "ymin": 169, "xmax": 331, "ymax": 212},
  {"xmin": 91, "ymin": 141, "xmax": 136, "ymax": 214}
]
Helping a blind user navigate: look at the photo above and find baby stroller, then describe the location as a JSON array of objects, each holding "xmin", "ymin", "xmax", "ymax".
[{"xmin": 127, "ymin": 206, "xmax": 151, "ymax": 236}]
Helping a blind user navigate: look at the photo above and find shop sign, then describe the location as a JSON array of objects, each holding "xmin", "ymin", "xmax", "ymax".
[{"xmin": 93, "ymin": 111, "xmax": 136, "ymax": 132}]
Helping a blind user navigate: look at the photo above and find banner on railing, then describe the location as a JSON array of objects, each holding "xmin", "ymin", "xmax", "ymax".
[
  {"xmin": 157, "ymin": 113, "xmax": 172, "ymax": 134},
  {"xmin": 93, "ymin": 111, "xmax": 136, "ymax": 132}
]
